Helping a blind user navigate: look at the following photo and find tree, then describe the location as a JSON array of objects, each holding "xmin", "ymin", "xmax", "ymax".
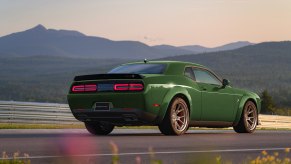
[{"xmin": 260, "ymin": 90, "xmax": 276, "ymax": 114}]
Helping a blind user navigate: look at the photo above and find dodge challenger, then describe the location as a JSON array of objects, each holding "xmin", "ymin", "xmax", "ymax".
[{"xmin": 67, "ymin": 61, "xmax": 261, "ymax": 135}]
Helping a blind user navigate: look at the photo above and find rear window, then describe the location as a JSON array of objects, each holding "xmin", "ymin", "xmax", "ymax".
[{"xmin": 108, "ymin": 64, "xmax": 166, "ymax": 74}]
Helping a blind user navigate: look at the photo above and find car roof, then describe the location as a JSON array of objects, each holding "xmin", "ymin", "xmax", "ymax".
[
  {"xmin": 123, "ymin": 60, "xmax": 208, "ymax": 75},
  {"xmin": 126, "ymin": 60, "xmax": 206, "ymax": 67}
]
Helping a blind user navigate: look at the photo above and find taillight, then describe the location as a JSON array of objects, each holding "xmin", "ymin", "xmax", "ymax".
[
  {"xmin": 114, "ymin": 84, "xmax": 129, "ymax": 91},
  {"xmin": 129, "ymin": 83, "xmax": 143, "ymax": 91},
  {"xmin": 71, "ymin": 84, "xmax": 97, "ymax": 92},
  {"xmin": 114, "ymin": 83, "xmax": 144, "ymax": 91}
]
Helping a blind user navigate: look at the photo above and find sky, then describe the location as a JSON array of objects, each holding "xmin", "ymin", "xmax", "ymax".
[{"xmin": 0, "ymin": 0, "xmax": 291, "ymax": 47}]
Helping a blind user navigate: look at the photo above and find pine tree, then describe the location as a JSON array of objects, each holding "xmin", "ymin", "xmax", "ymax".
[{"xmin": 261, "ymin": 90, "xmax": 276, "ymax": 114}]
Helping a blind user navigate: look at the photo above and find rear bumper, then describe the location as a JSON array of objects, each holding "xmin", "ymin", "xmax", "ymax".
[
  {"xmin": 67, "ymin": 90, "xmax": 163, "ymax": 126},
  {"xmin": 71, "ymin": 108, "xmax": 157, "ymax": 126}
]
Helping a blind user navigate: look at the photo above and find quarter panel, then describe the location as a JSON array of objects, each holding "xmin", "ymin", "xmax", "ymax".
[{"xmin": 153, "ymin": 79, "xmax": 202, "ymax": 123}]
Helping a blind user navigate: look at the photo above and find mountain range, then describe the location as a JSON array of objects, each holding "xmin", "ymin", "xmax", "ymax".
[{"xmin": 0, "ymin": 25, "xmax": 253, "ymax": 59}]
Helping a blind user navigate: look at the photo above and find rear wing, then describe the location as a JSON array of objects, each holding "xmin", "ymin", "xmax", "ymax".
[{"xmin": 74, "ymin": 74, "xmax": 144, "ymax": 81}]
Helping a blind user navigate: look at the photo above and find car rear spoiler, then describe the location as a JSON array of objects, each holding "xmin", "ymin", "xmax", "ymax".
[{"xmin": 74, "ymin": 74, "xmax": 144, "ymax": 81}]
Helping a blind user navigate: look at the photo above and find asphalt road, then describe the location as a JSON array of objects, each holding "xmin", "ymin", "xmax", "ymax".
[{"xmin": 1, "ymin": 129, "xmax": 291, "ymax": 164}]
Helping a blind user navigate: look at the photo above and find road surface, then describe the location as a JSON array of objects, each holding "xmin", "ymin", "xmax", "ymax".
[{"xmin": 0, "ymin": 129, "xmax": 291, "ymax": 163}]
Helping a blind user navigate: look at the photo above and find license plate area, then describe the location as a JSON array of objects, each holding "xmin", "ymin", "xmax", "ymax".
[{"xmin": 94, "ymin": 102, "xmax": 110, "ymax": 111}]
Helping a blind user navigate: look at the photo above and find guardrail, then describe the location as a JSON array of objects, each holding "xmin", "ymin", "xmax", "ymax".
[
  {"xmin": 0, "ymin": 101, "xmax": 290, "ymax": 129},
  {"xmin": 0, "ymin": 101, "xmax": 80, "ymax": 125}
]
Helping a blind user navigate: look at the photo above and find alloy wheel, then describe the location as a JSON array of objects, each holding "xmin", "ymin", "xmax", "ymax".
[
  {"xmin": 171, "ymin": 99, "xmax": 189, "ymax": 132},
  {"xmin": 245, "ymin": 103, "xmax": 257, "ymax": 131}
]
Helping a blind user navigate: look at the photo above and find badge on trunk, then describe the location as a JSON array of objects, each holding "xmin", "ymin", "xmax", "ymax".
[{"xmin": 93, "ymin": 102, "xmax": 110, "ymax": 111}]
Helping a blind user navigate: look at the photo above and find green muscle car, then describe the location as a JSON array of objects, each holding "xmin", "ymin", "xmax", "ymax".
[{"xmin": 67, "ymin": 61, "xmax": 261, "ymax": 135}]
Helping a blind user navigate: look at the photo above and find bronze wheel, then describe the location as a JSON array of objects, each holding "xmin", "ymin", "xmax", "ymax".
[
  {"xmin": 233, "ymin": 101, "xmax": 258, "ymax": 133},
  {"xmin": 159, "ymin": 97, "xmax": 190, "ymax": 135}
]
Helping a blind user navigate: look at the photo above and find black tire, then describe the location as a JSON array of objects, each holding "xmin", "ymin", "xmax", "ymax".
[
  {"xmin": 85, "ymin": 122, "xmax": 114, "ymax": 135},
  {"xmin": 158, "ymin": 97, "xmax": 190, "ymax": 135},
  {"xmin": 233, "ymin": 101, "xmax": 258, "ymax": 133}
]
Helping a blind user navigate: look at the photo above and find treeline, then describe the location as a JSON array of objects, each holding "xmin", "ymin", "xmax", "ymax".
[{"xmin": 261, "ymin": 90, "xmax": 291, "ymax": 116}]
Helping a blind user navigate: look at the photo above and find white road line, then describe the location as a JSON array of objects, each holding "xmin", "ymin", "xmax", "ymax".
[{"xmin": 1, "ymin": 147, "xmax": 290, "ymax": 160}]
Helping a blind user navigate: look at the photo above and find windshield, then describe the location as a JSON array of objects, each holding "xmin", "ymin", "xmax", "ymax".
[{"xmin": 108, "ymin": 64, "xmax": 166, "ymax": 74}]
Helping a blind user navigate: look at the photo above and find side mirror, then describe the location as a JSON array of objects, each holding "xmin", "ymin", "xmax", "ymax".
[{"xmin": 222, "ymin": 79, "xmax": 230, "ymax": 87}]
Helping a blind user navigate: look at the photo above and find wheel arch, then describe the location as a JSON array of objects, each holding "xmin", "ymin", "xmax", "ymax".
[
  {"xmin": 157, "ymin": 87, "xmax": 192, "ymax": 123},
  {"xmin": 174, "ymin": 93, "xmax": 191, "ymax": 111},
  {"xmin": 233, "ymin": 96, "xmax": 258, "ymax": 126}
]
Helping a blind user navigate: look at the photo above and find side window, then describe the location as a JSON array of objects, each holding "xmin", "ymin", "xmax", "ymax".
[
  {"xmin": 193, "ymin": 68, "xmax": 221, "ymax": 85},
  {"xmin": 184, "ymin": 67, "xmax": 195, "ymax": 80}
]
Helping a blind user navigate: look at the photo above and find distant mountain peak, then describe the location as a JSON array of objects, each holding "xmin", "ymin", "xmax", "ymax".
[
  {"xmin": 234, "ymin": 41, "xmax": 251, "ymax": 44},
  {"xmin": 22, "ymin": 24, "xmax": 86, "ymax": 37},
  {"xmin": 30, "ymin": 24, "xmax": 47, "ymax": 31},
  {"xmin": 179, "ymin": 41, "xmax": 254, "ymax": 53}
]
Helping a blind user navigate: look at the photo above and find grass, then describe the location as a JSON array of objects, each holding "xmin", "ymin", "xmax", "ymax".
[{"xmin": 0, "ymin": 152, "xmax": 30, "ymax": 164}]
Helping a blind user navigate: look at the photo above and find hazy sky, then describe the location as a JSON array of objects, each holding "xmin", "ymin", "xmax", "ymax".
[{"xmin": 0, "ymin": 0, "xmax": 291, "ymax": 47}]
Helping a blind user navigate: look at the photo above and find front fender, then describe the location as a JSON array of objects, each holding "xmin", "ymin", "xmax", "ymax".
[{"xmin": 157, "ymin": 86, "xmax": 192, "ymax": 123}]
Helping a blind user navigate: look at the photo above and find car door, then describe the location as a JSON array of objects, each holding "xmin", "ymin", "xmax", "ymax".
[{"xmin": 192, "ymin": 68, "xmax": 236, "ymax": 122}]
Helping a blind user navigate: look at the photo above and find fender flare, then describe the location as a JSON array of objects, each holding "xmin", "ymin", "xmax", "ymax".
[
  {"xmin": 233, "ymin": 96, "xmax": 258, "ymax": 125},
  {"xmin": 157, "ymin": 87, "xmax": 192, "ymax": 123}
]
